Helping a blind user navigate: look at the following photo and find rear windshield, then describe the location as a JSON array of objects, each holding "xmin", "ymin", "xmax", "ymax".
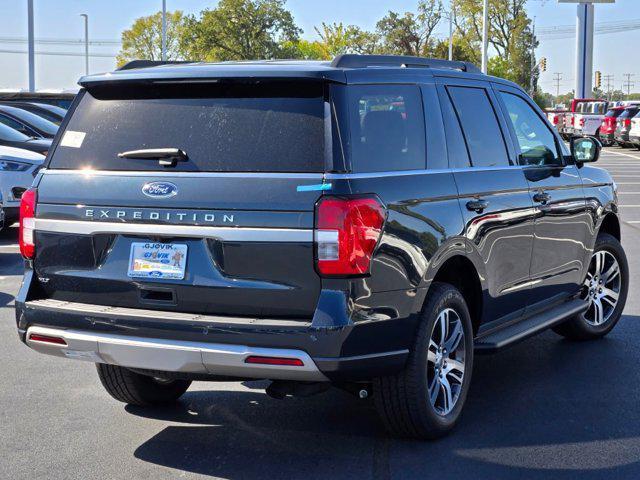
[
  {"xmin": 620, "ymin": 108, "xmax": 639, "ymax": 119},
  {"xmin": 606, "ymin": 109, "xmax": 623, "ymax": 118},
  {"xmin": 48, "ymin": 82, "xmax": 326, "ymax": 172}
]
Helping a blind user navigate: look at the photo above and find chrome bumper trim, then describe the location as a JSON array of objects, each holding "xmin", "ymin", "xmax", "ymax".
[
  {"xmin": 26, "ymin": 326, "xmax": 328, "ymax": 382},
  {"xmin": 33, "ymin": 218, "xmax": 313, "ymax": 242}
]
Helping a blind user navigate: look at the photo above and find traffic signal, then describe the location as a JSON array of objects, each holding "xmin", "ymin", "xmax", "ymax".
[
  {"xmin": 595, "ymin": 70, "xmax": 602, "ymax": 88},
  {"xmin": 540, "ymin": 57, "xmax": 547, "ymax": 72}
]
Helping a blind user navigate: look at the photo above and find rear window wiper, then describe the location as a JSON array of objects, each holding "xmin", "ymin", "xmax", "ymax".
[{"xmin": 117, "ymin": 148, "xmax": 188, "ymax": 167}]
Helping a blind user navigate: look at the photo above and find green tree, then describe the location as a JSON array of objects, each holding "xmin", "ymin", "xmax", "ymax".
[
  {"xmin": 281, "ymin": 39, "xmax": 328, "ymax": 60},
  {"xmin": 452, "ymin": 0, "xmax": 538, "ymax": 90},
  {"xmin": 315, "ymin": 22, "xmax": 379, "ymax": 56},
  {"xmin": 116, "ymin": 10, "xmax": 188, "ymax": 67},
  {"xmin": 375, "ymin": 0, "xmax": 444, "ymax": 56},
  {"xmin": 184, "ymin": 0, "xmax": 301, "ymax": 61},
  {"xmin": 431, "ymin": 36, "xmax": 478, "ymax": 63}
]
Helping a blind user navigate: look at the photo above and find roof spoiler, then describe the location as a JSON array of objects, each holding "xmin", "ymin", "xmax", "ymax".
[
  {"xmin": 331, "ymin": 54, "xmax": 481, "ymax": 73},
  {"xmin": 117, "ymin": 60, "xmax": 194, "ymax": 71}
]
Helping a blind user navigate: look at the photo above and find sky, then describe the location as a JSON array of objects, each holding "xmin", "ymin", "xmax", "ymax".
[{"xmin": 0, "ymin": 0, "xmax": 638, "ymax": 95}]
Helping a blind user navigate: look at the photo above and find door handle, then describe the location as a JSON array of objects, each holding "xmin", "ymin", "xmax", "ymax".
[
  {"xmin": 466, "ymin": 199, "xmax": 489, "ymax": 213},
  {"xmin": 533, "ymin": 191, "xmax": 551, "ymax": 204}
]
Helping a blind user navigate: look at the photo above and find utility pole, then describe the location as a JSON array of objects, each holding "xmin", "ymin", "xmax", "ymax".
[
  {"xmin": 623, "ymin": 73, "xmax": 635, "ymax": 99},
  {"xmin": 481, "ymin": 0, "xmax": 488, "ymax": 73},
  {"xmin": 530, "ymin": 17, "xmax": 536, "ymax": 95},
  {"xmin": 553, "ymin": 72, "xmax": 563, "ymax": 102},
  {"xmin": 604, "ymin": 74, "xmax": 614, "ymax": 101},
  {"xmin": 80, "ymin": 14, "xmax": 89, "ymax": 76},
  {"xmin": 161, "ymin": 0, "xmax": 167, "ymax": 61},
  {"xmin": 27, "ymin": 0, "xmax": 35, "ymax": 92}
]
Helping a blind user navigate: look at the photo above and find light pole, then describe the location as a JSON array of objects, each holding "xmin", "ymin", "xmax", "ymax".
[
  {"xmin": 161, "ymin": 0, "xmax": 167, "ymax": 61},
  {"xmin": 448, "ymin": 11, "xmax": 454, "ymax": 61},
  {"xmin": 481, "ymin": 0, "xmax": 489, "ymax": 73},
  {"xmin": 80, "ymin": 14, "xmax": 89, "ymax": 75},
  {"xmin": 27, "ymin": 0, "xmax": 35, "ymax": 92}
]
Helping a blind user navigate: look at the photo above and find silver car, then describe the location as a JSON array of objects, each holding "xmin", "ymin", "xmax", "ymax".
[{"xmin": 0, "ymin": 145, "xmax": 44, "ymax": 229}]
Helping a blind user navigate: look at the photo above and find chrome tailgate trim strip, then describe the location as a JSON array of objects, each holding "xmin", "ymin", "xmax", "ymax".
[{"xmin": 33, "ymin": 218, "xmax": 313, "ymax": 242}]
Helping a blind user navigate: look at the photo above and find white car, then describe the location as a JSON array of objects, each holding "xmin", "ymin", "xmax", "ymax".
[
  {"xmin": 629, "ymin": 111, "xmax": 640, "ymax": 149},
  {"xmin": 0, "ymin": 145, "xmax": 44, "ymax": 229}
]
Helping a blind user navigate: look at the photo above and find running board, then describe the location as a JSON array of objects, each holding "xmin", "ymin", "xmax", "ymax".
[{"xmin": 474, "ymin": 298, "xmax": 588, "ymax": 354}]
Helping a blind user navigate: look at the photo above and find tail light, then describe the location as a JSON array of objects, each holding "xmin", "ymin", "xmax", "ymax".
[
  {"xmin": 625, "ymin": 119, "xmax": 632, "ymax": 127},
  {"xmin": 570, "ymin": 116, "xmax": 575, "ymax": 126},
  {"xmin": 315, "ymin": 196, "xmax": 386, "ymax": 277},
  {"xmin": 579, "ymin": 118, "xmax": 585, "ymax": 127},
  {"xmin": 19, "ymin": 188, "xmax": 37, "ymax": 259},
  {"xmin": 552, "ymin": 115, "xmax": 559, "ymax": 125}
]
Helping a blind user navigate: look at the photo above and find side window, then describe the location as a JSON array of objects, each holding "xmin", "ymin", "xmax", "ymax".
[
  {"xmin": 447, "ymin": 86, "xmax": 510, "ymax": 168},
  {"xmin": 347, "ymin": 85, "xmax": 426, "ymax": 172},
  {"xmin": 0, "ymin": 115, "xmax": 31, "ymax": 136},
  {"xmin": 499, "ymin": 92, "xmax": 561, "ymax": 167}
]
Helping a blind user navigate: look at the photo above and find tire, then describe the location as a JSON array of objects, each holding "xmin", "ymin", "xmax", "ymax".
[
  {"xmin": 553, "ymin": 233, "xmax": 628, "ymax": 341},
  {"xmin": 373, "ymin": 282, "xmax": 474, "ymax": 440},
  {"xmin": 96, "ymin": 363, "xmax": 191, "ymax": 406}
]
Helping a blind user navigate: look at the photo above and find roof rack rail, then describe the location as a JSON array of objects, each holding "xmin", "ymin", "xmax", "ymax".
[
  {"xmin": 117, "ymin": 60, "xmax": 193, "ymax": 71},
  {"xmin": 330, "ymin": 54, "xmax": 481, "ymax": 73}
]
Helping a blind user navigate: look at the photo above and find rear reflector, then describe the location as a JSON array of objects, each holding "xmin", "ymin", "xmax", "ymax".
[
  {"xmin": 29, "ymin": 333, "xmax": 67, "ymax": 346},
  {"xmin": 245, "ymin": 356, "xmax": 304, "ymax": 367}
]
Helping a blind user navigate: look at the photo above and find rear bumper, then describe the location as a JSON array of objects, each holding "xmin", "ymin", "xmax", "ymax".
[
  {"xmin": 16, "ymin": 297, "xmax": 414, "ymax": 382},
  {"xmin": 26, "ymin": 325, "xmax": 329, "ymax": 381},
  {"xmin": 629, "ymin": 135, "xmax": 640, "ymax": 145}
]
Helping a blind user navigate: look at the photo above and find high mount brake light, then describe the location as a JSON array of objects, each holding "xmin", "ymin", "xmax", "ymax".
[
  {"xmin": 315, "ymin": 196, "xmax": 386, "ymax": 277},
  {"xmin": 19, "ymin": 188, "xmax": 37, "ymax": 259}
]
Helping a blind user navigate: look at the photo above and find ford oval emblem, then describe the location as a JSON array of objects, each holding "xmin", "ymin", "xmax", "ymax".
[{"xmin": 142, "ymin": 182, "xmax": 178, "ymax": 198}]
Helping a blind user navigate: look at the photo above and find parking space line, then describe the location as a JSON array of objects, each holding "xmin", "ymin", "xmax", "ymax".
[{"xmin": 603, "ymin": 150, "xmax": 640, "ymax": 160}]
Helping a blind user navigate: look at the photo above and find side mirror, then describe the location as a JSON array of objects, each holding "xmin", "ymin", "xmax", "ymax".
[{"xmin": 571, "ymin": 136, "xmax": 601, "ymax": 164}]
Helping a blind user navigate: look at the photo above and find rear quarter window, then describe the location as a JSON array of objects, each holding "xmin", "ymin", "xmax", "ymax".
[{"xmin": 340, "ymin": 85, "xmax": 426, "ymax": 173}]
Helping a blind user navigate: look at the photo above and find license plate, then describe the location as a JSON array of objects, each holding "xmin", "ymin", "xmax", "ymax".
[{"xmin": 128, "ymin": 242, "xmax": 188, "ymax": 280}]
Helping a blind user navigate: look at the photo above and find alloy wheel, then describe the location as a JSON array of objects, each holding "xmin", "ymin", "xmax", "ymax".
[
  {"xmin": 427, "ymin": 308, "xmax": 466, "ymax": 416},
  {"xmin": 582, "ymin": 250, "xmax": 622, "ymax": 326}
]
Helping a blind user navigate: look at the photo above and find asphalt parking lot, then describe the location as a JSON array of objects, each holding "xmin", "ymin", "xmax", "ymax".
[{"xmin": 2, "ymin": 148, "xmax": 640, "ymax": 480}]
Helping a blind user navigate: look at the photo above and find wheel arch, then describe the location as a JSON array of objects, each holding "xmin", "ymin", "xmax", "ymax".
[
  {"xmin": 599, "ymin": 212, "xmax": 621, "ymax": 242},
  {"xmin": 428, "ymin": 255, "xmax": 484, "ymax": 335}
]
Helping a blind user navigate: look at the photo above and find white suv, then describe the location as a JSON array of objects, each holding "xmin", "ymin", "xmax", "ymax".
[{"xmin": 0, "ymin": 145, "xmax": 44, "ymax": 229}]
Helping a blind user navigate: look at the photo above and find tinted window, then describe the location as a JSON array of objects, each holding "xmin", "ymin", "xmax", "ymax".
[
  {"xmin": 0, "ymin": 106, "xmax": 58, "ymax": 136},
  {"xmin": 620, "ymin": 108, "xmax": 639, "ymax": 119},
  {"xmin": 500, "ymin": 92, "xmax": 560, "ymax": 166},
  {"xmin": 49, "ymin": 82, "xmax": 326, "ymax": 172},
  {"xmin": 605, "ymin": 109, "xmax": 623, "ymax": 118},
  {"xmin": 0, "ymin": 121, "xmax": 30, "ymax": 142},
  {"xmin": 345, "ymin": 85, "xmax": 425, "ymax": 172},
  {"xmin": 447, "ymin": 86, "xmax": 509, "ymax": 167},
  {"xmin": 0, "ymin": 115, "xmax": 31, "ymax": 135}
]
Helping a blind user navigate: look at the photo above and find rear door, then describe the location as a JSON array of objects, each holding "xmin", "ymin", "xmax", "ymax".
[
  {"xmin": 494, "ymin": 86, "xmax": 590, "ymax": 312},
  {"xmin": 34, "ymin": 80, "xmax": 333, "ymax": 319},
  {"xmin": 436, "ymin": 78, "xmax": 536, "ymax": 325}
]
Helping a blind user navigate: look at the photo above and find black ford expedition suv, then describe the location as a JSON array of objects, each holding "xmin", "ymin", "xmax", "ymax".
[{"xmin": 15, "ymin": 55, "xmax": 628, "ymax": 440}]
